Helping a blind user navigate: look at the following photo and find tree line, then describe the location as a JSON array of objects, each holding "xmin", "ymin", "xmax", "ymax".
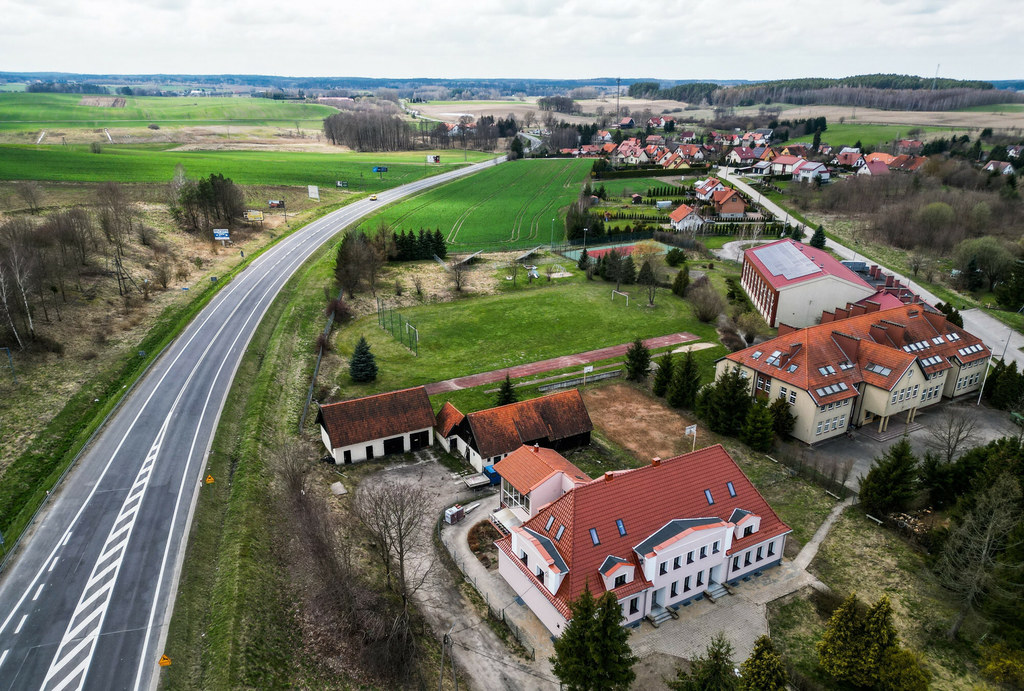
[
  {"xmin": 537, "ymin": 95, "xmax": 581, "ymax": 114},
  {"xmin": 26, "ymin": 82, "xmax": 108, "ymax": 94},
  {"xmin": 170, "ymin": 173, "xmax": 245, "ymax": 237},
  {"xmin": 323, "ymin": 109, "xmax": 415, "ymax": 151}
]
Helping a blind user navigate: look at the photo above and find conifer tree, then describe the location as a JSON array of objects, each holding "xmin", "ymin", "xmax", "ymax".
[
  {"xmin": 349, "ymin": 336, "xmax": 378, "ymax": 383},
  {"xmin": 862, "ymin": 595, "xmax": 899, "ymax": 685},
  {"xmin": 858, "ymin": 437, "xmax": 919, "ymax": 516},
  {"xmin": 625, "ymin": 337, "xmax": 651, "ymax": 381},
  {"xmin": 577, "ymin": 247, "xmax": 590, "ymax": 272},
  {"xmin": 741, "ymin": 401, "xmax": 776, "ymax": 452},
  {"xmin": 669, "ymin": 632, "xmax": 738, "ymax": 690},
  {"xmin": 551, "ymin": 588, "xmax": 637, "ymax": 690},
  {"xmin": 701, "ymin": 366, "xmax": 751, "ymax": 436},
  {"xmin": 740, "ymin": 635, "xmax": 787, "ymax": 691},
  {"xmin": 620, "ymin": 255, "xmax": 637, "ymax": 285},
  {"xmin": 817, "ymin": 593, "xmax": 869, "ymax": 685},
  {"xmin": 672, "ymin": 263, "xmax": 690, "ymax": 297},
  {"xmin": 495, "ymin": 374, "xmax": 518, "ymax": 406},
  {"xmin": 666, "ymin": 350, "xmax": 701, "ymax": 409},
  {"xmin": 652, "ymin": 353, "xmax": 674, "ymax": 397},
  {"xmin": 809, "ymin": 224, "xmax": 827, "ymax": 249},
  {"xmin": 432, "ymin": 228, "xmax": 447, "ymax": 259},
  {"xmin": 768, "ymin": 397, "xmax": 796, "ymax": 437}
]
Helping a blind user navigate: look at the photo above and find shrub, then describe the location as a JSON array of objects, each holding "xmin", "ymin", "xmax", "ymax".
[
  {"xmin": 147, "ymin": 123, "xmax": 160, "ymax": 130},
  {"xmin": 689, "ymin": 284, "xmax": 724, "ymax": 323}
]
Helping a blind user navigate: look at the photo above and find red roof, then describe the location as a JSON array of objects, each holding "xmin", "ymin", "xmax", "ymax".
[
  {"xmin": 497, "ymin": 445, "xmax": 790, "ymax": 615},
  {"xmin": 318, "ymin": 386, "xmax": 435, "ymax": 449},
  {"xmin": 466, "ymin": 390, "xmax": 593, "ymax": 459},
  {"xmin": 771, "ymin": 154, "xmax": 801, "ymax": 166},
  {"xmin": 493, "ymin": 445, "xmax": 591, "ymax": 493},
  {"xmin": 833, "ymin": 152, "xmax": 863, "ymax": 166},
  {"xmin": 862, "ymin": 161, "xmax": 890, "ymax": 176},
  {"xmin": 435, "ymin": 400, "xmax": 465, "ymax": 437},
  {"xmin": 744, "ymin": 239, "xmax": 873, "ymax": 291},
  {"xmin": 670, "ymin": 203, "xmax": 697, "ymax": 223},
  {"xmin": 712, "ymin": 188, "xmax": 741, "ymax": 205}
]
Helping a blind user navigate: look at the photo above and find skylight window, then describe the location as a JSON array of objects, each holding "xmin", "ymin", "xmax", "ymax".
[
  {"xmin": 704, "ymin": 489, "xmax": 714, "ymax": 505},
  {"xmin": 948, "ymin": 332, "xmax": 961, "ymax": 342},
  {"xmin": 839, "ymin": 361, "xmax": 854, "ymax": 370},
  {"xmin": 751, "ymin": 351, "xmax": 763, "ymax": 360},
  {"xmin": 866, "ymin": 363, "xmax": 892, "ymax": 376},
  {"xmin": 616, "ymin": 519, "xmax": 626, "ymax": 536},
  {"xmin": 818, "ymin": 365, "xmax": 836, "ymax": 376},
  {"xmin": 555, "ymin": 525, "xmax": 565, "ymax": 541},
  {"xmin": 932, "ymin": 336, "xmax": 945, "ymax": 345},
  {"xmin": 589, "ymin": 528, "xmax": 600, "ymax": 545},
  {"xmin": 765, "ymin": 350, "xmax": 783, "ymax": 366},
  {"xmin": 545, "ymin": 515, "xmax": 555, "ymax": 531},
  {"xmin": 727, "ymin": 481, "xmax": 736, "ymax": 497},
  {"xmin": 787, "ymin": 364, "xmax": 799, "ymax": 373}
]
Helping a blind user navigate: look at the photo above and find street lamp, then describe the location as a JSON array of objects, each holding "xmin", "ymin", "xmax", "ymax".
[
  {"xmin": 550, "ymin": 217, "xmax": 555, "ymax": 248},
  {"xmin": 583, "ymin": 227, "xmax": 589, "ymax": 252}
]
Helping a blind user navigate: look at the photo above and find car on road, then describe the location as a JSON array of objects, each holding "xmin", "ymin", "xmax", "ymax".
[{"xmin": 369, "ymin": 194, "xmax": 378, "ymax": 201}]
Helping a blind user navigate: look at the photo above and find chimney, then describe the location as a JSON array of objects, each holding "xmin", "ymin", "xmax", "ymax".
[
  {"xmin": 604, "ymin": 471, "xmax": 614, "ymax": 482},
  {"xmin": 885, "ymin": 275, "xmax": 894, "ymax": 288},
  {"xmin": 531, "ymin": 444, "xmax": 539, "ymax": 454},
  {"xmin": 652, "ymin": 457, "xmax": 661, "ymax": 467}
]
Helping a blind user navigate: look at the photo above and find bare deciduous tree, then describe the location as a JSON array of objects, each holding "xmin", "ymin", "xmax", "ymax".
[
  {"xmin": 0, "ymin": 257, "xmax": 24, "ymax": 349},
  {"xmin": 0, "ymin": 218, "xmax": 36, "ymax": 338},
  {"xmin": 451, "ymin": 261, "xmax": 467, "ymax": 292},
  {"xmin": 15, "ymin": 181, "xmax": 43, "ymax": 214},
  {"xmin": 925, "ymin": 407, "xmax": 980, "ymax": 463}
]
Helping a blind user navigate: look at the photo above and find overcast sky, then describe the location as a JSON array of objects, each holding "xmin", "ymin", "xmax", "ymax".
[{"xmin": 2, "ymin": 0, "xmax": 1020, "ymax": 82}]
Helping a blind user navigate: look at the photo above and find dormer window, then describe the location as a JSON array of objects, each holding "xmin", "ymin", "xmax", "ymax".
[
  {"xmin": 743, "ymin": 526, "xmax": 753, "ymax": 537},
  {"xmin": 614, "ymin": 574, "xmax": 626, "ymax": 588}
]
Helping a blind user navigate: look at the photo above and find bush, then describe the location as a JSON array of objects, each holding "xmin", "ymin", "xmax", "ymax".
[
  {"xmin": 148, "ymin": 123, "xmax": 160, "ymax": 130},
  {"xmin": 90, "ymin": 141, "xmax": 102, "ymax": 154},
  {"xmin": 689, "ymin": 284, "xmax": 725, "ymax": 323}
]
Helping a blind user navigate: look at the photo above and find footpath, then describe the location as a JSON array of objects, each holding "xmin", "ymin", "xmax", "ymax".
[{"xmin": 424, "ymin": 332, "xmax": 698, "ymax": 394}]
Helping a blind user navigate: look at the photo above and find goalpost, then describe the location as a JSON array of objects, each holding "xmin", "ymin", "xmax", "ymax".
[{"xmin": 611, "ymin": 290, "xmax": 629, "ymax": 307}]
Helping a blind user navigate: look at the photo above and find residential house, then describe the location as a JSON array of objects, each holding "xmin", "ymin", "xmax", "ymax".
[
  {"xmin": 1007, "ymin": 145, "xmax": 1023, "ymax": 159},
  {"xmin": 712, "ymin": 189, "xmax": 746, "ymax": 218},
  {"xmin": 677, "ymin": 144, "xmax": 706, "ymax": 162},
  {"xmin": 895, "ymin": 139, "xmax": 924, "ymax": 155},
  {"xmin": 646, "ymin": 134, "xmax": 665, "ymax": 146},
  {"xmin": 858, "ymin": 161, "xmax": 891, "ymax": 177},
  {"xmin": 838, "ymin": 146, "xmax": 861, "ymax": 155},
  {"xmin": 769, "ymin": 154, "xmax": 802, "ymax": 175},
  {"xmin": 983, "ymin": 160, "xmax": 1016, "ymax": 175},
  {"xmin": 741, "ymin": 239, "xmax": 876, "ymax": 328},
  {"xmin": 435, "ymin": 390, "xmax": 593, "ymax": 472},
  {"xmin": 792, "ymin": 159, "xmax": 831, "ymax": 183},
  {"xmin": 496, "ymin": 445, "xmax": 791, "ymax": 635},
  {"xmin": 888, "ymin": 155, "xmax": 927, "ymax": 173},
  {"xmin": 619, "ymin": 117, "xmax": 635, "ymax": 128},
  {"xmin": 694, "ymin": 177, "xmax": 727, "ymax": 201},
  {"xmin": 818, "ymin": 144, "xmax": 833, "ymax": 156},
  {"xmin": 596, "ymin": 130, "xmax": 613, "ymax": 143},
  {"xmin": 678, "ymin": 130, "xmax": 698, "ymax": 143},
  {"xmin": 317, "ymin": 386, "xmax": 435, "ymax": 464},
  {"xmin": 727, "ymin": 147, "xmax": 758, "ymax": 166},
  {"xmin": 863, "ymin": 152, "xmax": 897, "ymax": 166},
  {"xmin": 493, "ymin": 445, "xmax": 591, "ymax": 522},
  {"xmin": 716, "ymin": 303, "xmax": 991, "ymax": 444},
  {"xmin": 831, "ymin": 152, "xmax": 865, "ymax": 168},
  {"xmin": 648, "ymin": 116, "xmax": 666, "ymax": 128},
  {"xmin": 758, "ymin": 147, "xmax": 778, "ymax": 162},
  {"xmin": 670, "ymin": 203, "xmax": 705, "ymax": 232},
  {"xmin": 781, "ymin": 144, "xmax": 809, "ymax": 158}
]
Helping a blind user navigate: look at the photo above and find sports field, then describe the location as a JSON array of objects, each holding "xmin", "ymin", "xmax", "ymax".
[
  {"xmin": 355, "ymin": 157, "xmax": 592, "ymax": 248},
  {"xmin": 0, "ymin": 93, "xmax": 338, "ymax": 130},
  {"xmin": 0, "ymin": 144, "xmax": 492, "ymax": 187}
]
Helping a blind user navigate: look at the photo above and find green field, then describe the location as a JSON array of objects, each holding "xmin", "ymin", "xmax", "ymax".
[
  {"xmin": 598, "ymin": 178, "xmax": 681, "ymax": 196},
  {"xmin": 955, "ymin": 103, "xmax": 1024, "ymax": 112},
  {"xmin": 0, "ymin": 144, "xmax": 493, "ymax": 187},
  {"xmin": 780, "ymin": 122, "xmax": 957, "ymax": 149},
  {"xmin": 0, "ymin": 93, "xmax": 338, "ymax": 130},
  {"xmin": 0, "ymin": 83, "xmax": 26, "ymax": 93},
  {"xmin": 355, "ymin": 158, "xmax": 592, "ymax": 249}
]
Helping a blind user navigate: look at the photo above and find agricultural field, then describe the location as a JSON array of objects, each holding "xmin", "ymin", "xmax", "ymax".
[
  {"xmin": 0, "ymin": 144, "xmax": 490, "ymax": 187},
  {"xmin": 354, "ymin": 157, "xmax": 592, "ymax": 249},
  {"xmin": 0, "ymin": 92, "xmax": 338, "ymax": 130},
  {"xmin": 778, "ymin": 122, "xmax": 958, "ymax": 149}
]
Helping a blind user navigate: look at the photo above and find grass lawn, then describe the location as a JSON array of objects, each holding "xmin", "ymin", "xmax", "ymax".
[
  {"xmin": 598, "ymin": 178, "xmax": 683, "ymax": 197},
  {"xmin": 955, "ymin": 103, "xmax": 1024, "ymax": 113},
  {"xmin": 353, "ymin": 158, "xmax": 592, "ymax": 249},
  {"xmin": 0, "ymin": 92, "xmax": 338, "ymax": 130},
  {"xmin": 0, "ymin": 144, "xmax": 490, "ymax": 188},
  {"xmin": 326, "ymin": 272, "xmax": 718, "ymax": 404},
  {"xmin": 779, "ymin": 123, "xmax": 957, "ymax": 149}
]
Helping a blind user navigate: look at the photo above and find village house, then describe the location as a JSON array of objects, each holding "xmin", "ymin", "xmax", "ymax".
[
  {"xmin": 983, "ymin": 160, "xmax": 1016, "ymax": 175},
  {"xmin": 895, "ymin": 139, "xmax": 924, "ymax": 155},
  {"xmin": 831, "ymin": 152, "xmax": 865, "ymax": 168},
  {"xmin": 596, "ymin": 130, "xmax": 613, "ymax": 143},
  {"xmin": 1007, "ymin": 145, "xmax": 1023, "ymax": 159},
  {"xmin": 670, "ymin": 202, "xmax": 705, "ymax": 232},
  {"xmin": 694, "ymin": 177, "xmax": 727, "ymax": 201},
  {"xmin": 726, "ymin": 147, "xmax": 758, "ymax": 166},
  {"xmin": 317, "ymin": 386, "xmax": 435, "ymax": 464},
  {"xmin": 741, "ymin": 239, "xmax": 877, "ymax": 328},
  {"xmin": 888, "ymin": 154, "xmax": 927, "ymax": 173},
  {"xmin": 769, "ymin": 154, "xmax": 802, "ymax": 175},
  {"xmin": 496, "ymin": 445, "xmax": 791, "ymax": 635},
  {"xmin": 858, "ymin": 160, "xmax": 891, "ymax": 177},
  {"xmin": 619, "ymin": 117, "xmax": 635, "ymax": 128},
  {"xmin": 435, "ymin": 390, "xmax": 593, "ymax": 473},
  {"xmin": 712, "ymin": 189, "xmax": 746, "ymax": 218},
  {"xmin": 780, "ymin": 144, "xmax": 810, "ymax": 158},
  {"xmin": 716, "ymin": 303, "xmax": 991, "ymax": 445},
  {"xmin": 792, "ymin": 159, "xmax": 831, "ymax": 183},
  {"xmin": 493, "ymin": 444, "xmax": 591, "ymax": 523},
  {"xmin": 863, "ymin": 152, "xmax": 897, "ymax": 166},
  {"xmin": 678, "ymin": 130, "xmax": 698, "ymax": 143}
]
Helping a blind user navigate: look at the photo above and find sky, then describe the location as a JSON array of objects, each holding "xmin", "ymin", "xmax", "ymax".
[{"xmin": 2, "ymin": 0, "xmax": 1021, "ymax": 82}]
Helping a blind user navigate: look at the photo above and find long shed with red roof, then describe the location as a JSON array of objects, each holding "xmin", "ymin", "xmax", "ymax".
[
  {"xmin": 496, "ymin": 445, "xmax": 790, "ymax": 635},
  {"xmin": 317, "ymin": 386, "xmax": 435, "ymax": 464}
]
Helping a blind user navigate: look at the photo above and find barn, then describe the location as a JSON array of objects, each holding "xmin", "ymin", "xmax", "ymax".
[{"xmin": 317, "ymin": 386, "xmax": 435, "ymax": 464}]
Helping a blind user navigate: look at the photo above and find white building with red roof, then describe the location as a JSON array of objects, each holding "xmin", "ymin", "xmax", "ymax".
[
  {"xmin": 496, "ymin": 445, "xmax": 790, "ymax": 635},
  {"xmin": 669, "ymin": 203, "xmax": 704, "ymax": 232},
  {"xmin": 741, "ymin": 239, "xmax": 876, "ymax": 327},
  {"xmin": 694, "ymin": 177, "xmax": 727, "ymax": 201}
]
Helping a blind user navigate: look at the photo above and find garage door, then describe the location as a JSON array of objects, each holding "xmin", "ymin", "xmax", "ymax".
[
  {"xmin": 409, "ymin": 430, "xmax": 429, "ymax": 451},
  {"xmin": 383, "ymin": 436, "xmax": 405, "ymax": 455}
]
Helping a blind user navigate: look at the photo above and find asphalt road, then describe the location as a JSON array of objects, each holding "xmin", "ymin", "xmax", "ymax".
[{"xmin": 0, "ymin": 156, "xmax": 502, "ymax": 691}]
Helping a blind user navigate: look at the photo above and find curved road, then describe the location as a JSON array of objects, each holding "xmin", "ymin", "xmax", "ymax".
[{"xmin": 0, "ymin": 156, "xmax": 502, "ymax": 691}]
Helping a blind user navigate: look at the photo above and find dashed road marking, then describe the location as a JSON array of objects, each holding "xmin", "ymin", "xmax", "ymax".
[
  {"xmin": 0, "ymin": 648, "xmax": 8, "ymax": 669},
  {"xmin": 33, "ymin": 584, "xmax": 45, "ymax": 601},
  {"xmin": 14, "ymin": 615, "xmax": 27, "ymax": 634}
]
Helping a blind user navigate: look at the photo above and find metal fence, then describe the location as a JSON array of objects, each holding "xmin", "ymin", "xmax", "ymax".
[
  {"xmin": 538, "ymin": 369, "xmax": 622, "ymax": 392},
  {"xmin": 377, "ymin": 298, "xmax": 419, "ymax": 355}
]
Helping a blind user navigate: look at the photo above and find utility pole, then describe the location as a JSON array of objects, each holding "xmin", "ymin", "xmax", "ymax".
[
  {"xmin": 439, "ymin": 625, "xmax": 454, "ymax": 691},
  {"xmin": 550, "ymin": 217, "xmax": 555, "ymax": 248},
  {"xmin": 616, "ymin": 77, "xmax": 621, "ymax": 120}
]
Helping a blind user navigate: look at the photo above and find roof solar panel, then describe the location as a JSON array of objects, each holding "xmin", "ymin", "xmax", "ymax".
[{"xmin": 755, "ymin": 242, "xmax": 821, "ymax": 280}]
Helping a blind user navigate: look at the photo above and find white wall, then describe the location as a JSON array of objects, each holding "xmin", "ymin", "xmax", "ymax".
[
  {"xmin": 776, "ymin": 277, "xmax": 875, "ymax": 328},
  {"xmin": 498, "ymin": 548, "xmax": 568, "ymax": 637},
  {"xmin": 328, "ymin": 427, "xmax": 433, "ymax": 464},
  {"xmin": 725, "ymin": 535, "xmax": 785, "ymax": 581}
]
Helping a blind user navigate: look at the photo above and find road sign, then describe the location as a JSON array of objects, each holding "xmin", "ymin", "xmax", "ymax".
[
  {"xmin": 583, "ymin": 365, "xmax": 594, "ymax": 373},
  {"xmin": 268, "ymin": 199, "xmax": 285, "ymax": 208},
  {"xmin": 307, "ymin": 185, "xmax": 319, "ymax": 200},
  {"xmin": 213, "ymin": 229, "xmax": 229, "ymax": 241},
  {"xmin": 372, "ymin": 166, "xmax": 388, "ymax": 173},
  {"xmin": 205, "ymin": 475, "xmax": 215, "ymax": 484},
  {"xmin": 159, "ymin": 655, "xmax": 172, "ymax": 667},
  {"xmin": 336, "ymin": 180, "xmax": 348, "ymax": 188},
  {"xmin": 426, "ymin": 155, "xmax": 440, "ymax": 163},
  {"xmin": 243, "ymin": 210, "xmax": 263, "ymax": 221}
]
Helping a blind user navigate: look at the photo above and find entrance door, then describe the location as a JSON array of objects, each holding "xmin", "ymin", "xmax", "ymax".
[
  {"xmin": 365, "ymin": 446, "xmax": 374, "ymax": 460},
  {"xmin": 652, "ymin": 588, "xmax": 664, "ymax": 609},
  {"xmin": 409, "ymin": 430, "xmax": 429, "ymax": 451},
  {"xmin": 343, "ymin": 449, "xmax": 352, "ymax": 464},
  {"xmin": 709, "ymin": 565, "xmax": 720, "ymax": 584},
  {"xmin": 383, "ymin": 436, "xmax": 405, "ymax": 456}
]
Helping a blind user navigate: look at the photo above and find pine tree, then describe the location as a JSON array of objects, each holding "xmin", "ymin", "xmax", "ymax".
[
  {"xmin": 625, "ymin": 337, "xmax": 651, "ymax": 381},
  {"xmin": 741, "ymin": 401, "xmax": 775, "ymax": 452},
  {"xmin": 992, "ymin": 360, "xmax": 1021, "ymax": 410},
  {"xmin": 652, "ymin": 353, "xmax": 674, "ymax": 397},
  {"xmin": 349, "ymin": 336, "xmax": 378, "ymax": 383},
  {"xmin": 768, "ymin": 397, "xmax": 796, "ymax": 437},
  {"xmin": 740, "ymin": 635, "xmax": 787, "ymax": 691},
  {"xmin": 551, "ymin": 588, "xmax": 637, "ymax": 690},
  {"xmin": 858, "ymin": 437, "xmax": 919, "ymax": 516},
  {"xmin": 862, "ymin": 596, "xmax": 899, "ymax": 685},
  {"xmin": 577, "ymin": 247, "xmax": 590, "ymax": 272},
  {"xmin": 702, "ymin": 366, "xmax": 751, "ymax": 436},
  {"xmin": 433, "ymin": 228, "xmax": 447, "ymax": 259},
  {"xmin": 672, "ymin": 263, "xmax": 690, "ymax": 297},
  {"xmin": 809, "ymin": 224, "xmax": 827, "ymax": 249},
  {"xmin": 817, "ymin": 593, "xmax": 869, "ymax": 685},
  {"xmin": 666, "ymin": 350, "xmax": 701, "ymax": 409},
  {"xmin": 669, "ymin": 632, "xmax": 739, "ymax": 690},
  {"xmin": 620, "ymin": 255, "xmax": 637, "ymax": 285},
  {"xmin": 495, "ymin": 374, "xmax": 518, "ymax": 406}
]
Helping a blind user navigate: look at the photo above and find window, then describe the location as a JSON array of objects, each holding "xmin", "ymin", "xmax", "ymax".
[
  {"xmin": 629, "ymin": 598, "xmax": 639, "ymax": 615},
  {"xmin": 779, "ymin": 386, "xmax": 787, "ymax": 400},
  {"xmin": 744, "ymin": 552, "xmax": 752, "ymax": 566},
  {"xmin": 743, "ymin": 526, "xmax": 753, "ymax": 537},
  {"xmin": 659, "ymin": 562, "xmax": 667, "ymax": 575},
  {"xmin": 713, "ymin": 541, "xmax": 720, "ymax": 554},
  {"xmin": 536, "ymin": 568, "xmax": 545, "ymax": 585},
  {"xmin": 545, "ymin": 515, "xmax": 554, "ymax": 531},
  {"xmin": 684, "ymin": 576, "xmax": 691, "ymax": 592},
  {"xmin": 756, "ymin": 546, "xmax": 763, "ymax": 561},
  {"xmin": 555, "ymin": 525, "xmax": 565, "ymax": 541},
  {"xmin": 521, "ymin": 552, "xmax": 528, "ymax": 566},
  {"xmin": 696, "ymin": 571, "xmax": 704, "ymax": 587},
  {"xmin": 687, "ymin": 551, "xmax": 694, "ymax": 564},
  {"xmin": 673, "ymin": 556, "xmax": 681, "ymax": 570},
  {"xmin": 726, "ymin": 481, "xmax": 736, "ymax": 497},
  {"xmin": 704, "ymin": 489, "xmax": 714, "ymax": 505},
  {"xmin": 751, "ymin": 350, "xmax": 763, "ymax": 360},
  {"xmin": 816, "ymin": 421, "xmax": 823, "ymax": 435},
  {"xmin": 891, "ymin": 391, "xmax": 898, "ymax": 404},
  {"xmin": 767, "ymin": 542, "xmax": 775, "ymax": 557},
  {"xmin": 733, "ymin": 556, "xmax": 740, "ymax": 571},
  {"xmin": 614, "ymin": 574, "xmax": 626, "ymax": 588},
  {"xmin": 616, "ymin": 519, "xmax": 626, "ymax": 536},
  {"xmin": 789, "ymin": 390, "xmax": 796, "ymax": 404},
  {"xmin": 589, "ymin": 528, "xmax": 600, "ymax": 545},
  {"xmin": 700, "ymin": 546, "xmax": 707, "ymax": 559},
  {"xmin": 671, "ymin": 582, "xmax": 678, "ymax": 598}
]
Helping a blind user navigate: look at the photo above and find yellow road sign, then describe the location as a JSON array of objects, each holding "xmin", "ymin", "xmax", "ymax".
[
  {"xmin": 205, "ymin": 475, "xmax": 215, "ymax": 484},
  {"xmin": 159, "ymin": 654, "xmax": 172, "ymax": 667}
]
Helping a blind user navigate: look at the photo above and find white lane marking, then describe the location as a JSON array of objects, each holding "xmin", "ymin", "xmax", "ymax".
[
  {"xmin": 33, "ymin": 584, "xmax": 44, "ymax": 601},
  {"xmin": 0, "ymin": 648, "xmax": 8, "ymax": 668},
  {"xmin": 62, "ymin": 532, "xmax": 72, "ymax": 547},
  {"xmin": 14, "ymin": 615, "xmax": 27, "ymax": 634},
  {"xmin": 48, "ymin": 557, "xmax": 58, "ymax": 572}
]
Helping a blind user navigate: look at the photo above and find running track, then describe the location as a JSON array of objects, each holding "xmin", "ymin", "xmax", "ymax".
[{"xmin": 424, "ymin": 332, "xmax": 699, "ymax": 394}]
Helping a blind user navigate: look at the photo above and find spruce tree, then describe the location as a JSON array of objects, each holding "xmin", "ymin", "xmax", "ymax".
[
  {"xmin": 704, "ymin": 366, "xmax": 751, "ymax": 436},
  {"xmin": 551, "ymin": 588, "xmax": 637, "ymax": 691},
  {"xmin": 652, "ymin": 353, "xmax": 674, "ymax": 397},
  {"xmin": 817, "ymin": 593, "xmax": 869, "ymax": 685},
  {"xmin": 672, "ymin": 263, "xmax": 690, "ymax": 297},
  {"xmin": 809, "ymin": 224, "xmax": 827, "ymax": 249},
  {"xmin": 433, "ymin": 228, "xmax": 447, "ymax": 259},
  {"xmin": 667, "ymin": 350, "xmax": 701, "ymax": 409},
  {"xmin": 768, "ymin": 397, "xmax": 796, "ymax": 437},
  {"xmin": 858, "ymin": 437, "xmax": 919, "ymax": 516},
  {"xmin": 620, "ymin": 255, "xmax": 637, "ymax": 285},
  {"xmin": 669, "ymin": 632, "xmax": 738, "ymax": 690},
  {"xmin": 740, "ymin": 635, "xmax": 787, "ymax": 691},
  {"xmin": 495, "ymin": 374, "xmax": 518, "ymax": 406},
  {"xmin": 625, "ymin": 337, "xmax": 651, "ymax": 381},
  {"xmin": 577, "ymin": 247, "xmax": 590, "ymax": 272},
  {"xmin": 741, "ymin": 401, "xmax": 776, "ymax": 452},
  {"xmin": 992, "ymin": 360, "xmax": 1021, "ymax": 410},
  {"xmin": 348, "ymin": 336, "xmax": 378, "ymax": 383}
]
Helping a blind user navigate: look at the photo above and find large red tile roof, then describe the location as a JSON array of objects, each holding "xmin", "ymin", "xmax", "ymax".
[
  {"xmin": 506, "ymin": 445, "xmax": 790, "ymax": 613},
  {"xmin": 745, "ymin": 238, "xmax": 873, "ymax": 291},
  {"xmin": 670, "ymin": 203, "xmax": 697, "ymax": 222},
  {"xmin": 318, "ymin": 386, "xmax": 435, "ymax": 449},
  {"xmin": 493, "ymin": 445, "xmax": 591, "ymax": 493},
  {"xmin": 466, "ymin": 389, "xmax": 593, "ymax": 459}
]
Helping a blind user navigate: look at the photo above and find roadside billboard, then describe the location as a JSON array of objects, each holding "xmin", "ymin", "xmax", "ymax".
[{"xmin": 244, "ymin": 210, "xmax": 264, "ymax": 221}]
